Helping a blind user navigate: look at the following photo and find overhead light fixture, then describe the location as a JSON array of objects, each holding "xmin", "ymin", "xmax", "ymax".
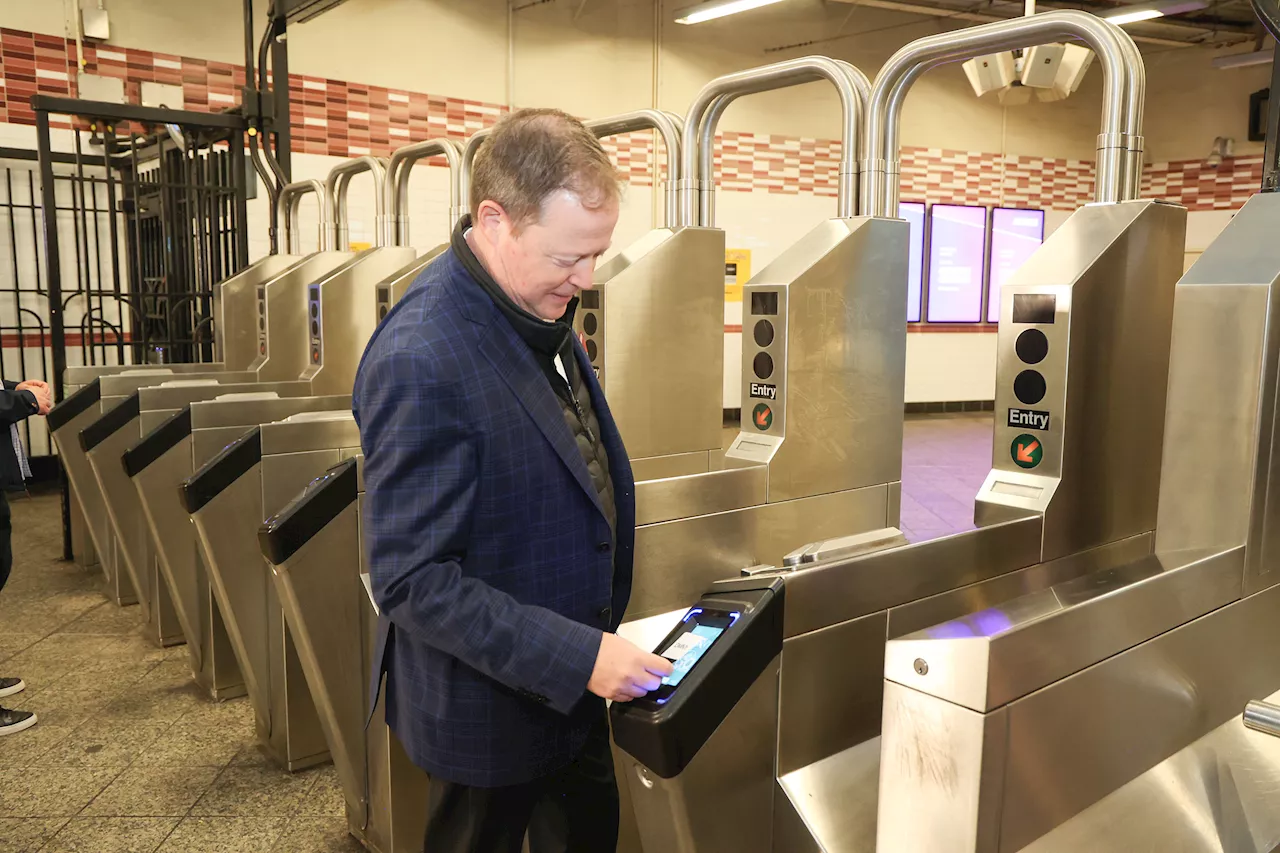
[
  {"xmin": 1101, "ymin": 0, "xmax": 1208, "ymax": 26},
  {"xmin": 674, "ymin": 0, "xmax": 788, "ymax": 25},
  {"xmin": 1212, "ymin": 49, "xmax": 1274, "ymax": 69}
]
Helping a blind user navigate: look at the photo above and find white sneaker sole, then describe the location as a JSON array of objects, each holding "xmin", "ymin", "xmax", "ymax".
[
  {"xmin": 0, "ymin": 679, "xmax": 26, "ymax": 698},
  {"xmin": 0, "ymin": 712, "xmax": 37, "ymax": 735}
]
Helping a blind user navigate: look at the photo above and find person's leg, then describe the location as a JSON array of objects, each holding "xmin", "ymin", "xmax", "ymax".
[
  {"xmin": 526, "ymin": 713, "xmax": 621, "ymax": 853},
  {"xmin": 423, "ymin": 774, "xmax": 543, "ymax": 853},
  {"xmin": 0, "ymin": 490, "xmax": 11, "ymax": 596},
  {"xmin": 0, "ymin": 489, "xmax": 34, "ymax": 733}
]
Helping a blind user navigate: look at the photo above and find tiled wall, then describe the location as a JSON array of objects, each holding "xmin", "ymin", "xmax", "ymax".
[{"xmin": 0, "ymin": 26, "xmax": 1263, "ymax": 212}]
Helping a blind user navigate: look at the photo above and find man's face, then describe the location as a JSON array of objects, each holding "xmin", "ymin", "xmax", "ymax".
[{"xmin": 474, "ymin": 189, "xmax": 619, "ymax": 321}]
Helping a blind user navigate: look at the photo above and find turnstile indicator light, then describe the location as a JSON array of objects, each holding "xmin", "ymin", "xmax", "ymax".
[
  {"xmin": 1011, "ymin": 434, "xmax": 1043, "ymax": 469},
  {"xmin": 581, "ymin": 290, "xmax": 600, "ymax": 309},
  {"xmin": 751, "ymin": 291, "xmax": 779, "ymax": 316},
  {"xmin": 586, "ymin": 339, "xmax": 598, "ymax": 362},
  {"xmin": 753, "ymin": 352, "xmax": 774, "ymax": 380},
  {"xmin": 583, "ymin": 313, "xmax": 598, "ymax": 336},
  {"xmin": 1013, "ymin": 370, "xmax": 1047, "ymax": 405},
  {"xmin": 1013, "ymin": 293, "xmax": 1056, "ymax": 324},
  {"xmin": 752, "ymin": 403, "xmax": 773, "ymax": 431},
  {"xmin": 1015, "ymin": 329, "xmax": 1049, "ymax": 364},
  {"xmin": 753, "ymin": 320, "xmax": 775, "ymax": 347}
]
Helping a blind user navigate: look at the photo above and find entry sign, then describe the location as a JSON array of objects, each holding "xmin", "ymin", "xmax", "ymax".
[
  {"xmin": 1011, "ymin": 434, "xmax": 1043, "ymax": 469},
  {"xmin": 752, "ymin": 403, "xmax": 773, "ymax": 431}
]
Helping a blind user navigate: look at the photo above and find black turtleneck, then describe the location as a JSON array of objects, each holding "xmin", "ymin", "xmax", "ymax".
[{"xmin": 452, "ymin": 216, "xmax": 579, "ymax": 397}]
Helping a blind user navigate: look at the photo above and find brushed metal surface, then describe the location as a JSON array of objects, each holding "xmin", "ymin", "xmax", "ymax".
[
  {"xmin": 885, "ymin": 546, "xmax": 1244, "ymax": 712},
  {"xmin": 627, "ymin": 485, "xmax": 889, "ymax": 621},
  {"xmin": 574, "ymin": 227, "xmax": 725, "ymax": 463},
  {"xmin": 297, "ymin": 246, "xmax": 418, "ymax": 395},
  {"xmin": 777, "ymin": 610, "xmax": 886, "ymax": 775},
  {"xmin": 776, "ymin": 737, "xmax": 881, "ymax": 853},
  {"xmin": 269, "ymin": 502, "xmax": 367, "ymax": 827},
  {"xmin": 634, "ymin": 465, "xmax": 767, "ymax": 526},
  {"xmin": 621, "ymin": 657, "xmax": 779, "ymax": 853},
  {"xmin": 1024, "ymin": 690, "xmax": 1280, "ymax": 853},
  {"xmin": 885, "ymin": 530, "xmax": 1153, "ymax": 639},
  {"xmin": 260, "ymin": 416, "xmax": 359, "ymax": 456},
  {"xmin": 629, "ymin": 451, "xmax": 713, "ymax": 483},
  {"xmin": 212, "ymin": 254, "xmax": 297, "ymax": 370},
  {"xmin": 748, "ymin": 516, "xmax": 1042, "ymax": 639},
  {"xmin": 978, "ymin": 200, "xmax": 1186, "ymax": 561},
  {"xmin": 998, "ymin": 580, "xmax": 1280, "ymax": 852},
  {"xmin": 252, "ymin": 251, "xmax": 352, "ymax": 381},
  {"xmin": 730, "ymin": 217, "xmax": 907, "ymax": 504}
]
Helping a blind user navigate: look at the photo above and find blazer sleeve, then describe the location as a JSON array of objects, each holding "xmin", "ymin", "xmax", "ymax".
[
  {"xmin": 356, "ymin": 344, "xmax": 603, "ymax": 715},
  {"xmin": 0, "ymin": 381, "xmax": 37, "ymax": 427}
]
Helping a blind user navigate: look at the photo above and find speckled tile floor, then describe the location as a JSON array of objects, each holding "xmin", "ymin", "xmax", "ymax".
[
  {"xmin": 0, "ymin": 412, "xmax": 994, "ymax": 852},
  {"xmin": 0, "ymin": 492, "xmax": 361, "ymax": 853}
]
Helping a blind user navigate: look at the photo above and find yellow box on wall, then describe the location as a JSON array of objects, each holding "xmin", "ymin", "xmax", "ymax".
[{"xmin": 725, "ymin": 249, "xmax": 751, "ymax": 303}]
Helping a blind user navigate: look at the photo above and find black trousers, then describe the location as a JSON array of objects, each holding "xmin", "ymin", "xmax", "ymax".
[
  {"xmin": 0, "ymin": 492, "xmax": 11, "ymax": 596},
  {"xmin": 423, "ymin": 712, "xmax": 620, "ymax": 853}
]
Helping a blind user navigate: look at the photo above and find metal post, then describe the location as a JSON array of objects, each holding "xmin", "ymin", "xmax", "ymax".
[{"xmin": 271, "ymin": 13, "xmax": 292, "ymax": 183}]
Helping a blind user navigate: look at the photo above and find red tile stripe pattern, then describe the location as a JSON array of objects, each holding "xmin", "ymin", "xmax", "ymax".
[{"xmin": 0, "ymin": 27, "xmax": 1263, "ymax": 211}]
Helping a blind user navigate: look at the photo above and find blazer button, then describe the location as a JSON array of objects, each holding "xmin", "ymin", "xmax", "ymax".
[
  {"xmin": 598, "ymin": 606, "xmax": 612, "ymax": 624},
  {"xmin": 596, "ymin": 542, "xmax": 612, "ymax": 553}
]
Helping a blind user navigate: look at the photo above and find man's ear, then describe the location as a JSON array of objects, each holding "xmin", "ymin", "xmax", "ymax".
[{"xmin": 474, "ymin": 199, "xmax": 508, "ymax": 241}]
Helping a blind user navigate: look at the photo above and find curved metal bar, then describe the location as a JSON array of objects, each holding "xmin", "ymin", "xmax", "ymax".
[
  {"xmin": 458, "ymin": 129, "xmax": 492, "ymax": 220},
  {"xmin": 386, "ymin": 139, "xmax": 465, "ymax": 245},
  {"xmin": 862, "ymin": 10, "xmax": 1143, "ymax": 217},
  {"xmin": 276, "ymin": 179, "xmax": 330, "ymax": 253},
  {"xmin": 683, "ymin": 56, "xmax": 870, "ymax": 226},
  {"xmin": 583, "ymin": 109, "xmax": 683, "ymax": 227},
  {"xmin": 325, "ymin": 156, "xmax": 391, "ymax": 249}
]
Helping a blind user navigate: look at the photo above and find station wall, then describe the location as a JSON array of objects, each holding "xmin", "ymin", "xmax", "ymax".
[{"xmin": 0, "ymin": 0, "xmax": 1270, "ymax": 421}]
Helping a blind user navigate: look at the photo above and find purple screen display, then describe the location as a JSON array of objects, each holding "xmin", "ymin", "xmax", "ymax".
[
  {"xmin": 927, "ymin": 205, "xmax": 988, "ymax": 323},
  {"xmin": 900, "ymin": 202, "xmax": 925, "ymax": 323},
  {"xmin": 987, "ymin": 208, "xmax": 1046, "ymax": 323}
]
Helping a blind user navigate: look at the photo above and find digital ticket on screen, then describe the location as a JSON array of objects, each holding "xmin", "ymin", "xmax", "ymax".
[
  {"xmin": 987, "ymin": 208, "xmax": 1046, "ymax": 323},
  {"xmin": 900, "ymin": 201, "xmax": 926, "ymax": 323},
  {"xmin": 927, "ymin": 205, "xmax": 988, "ymax": 323}
]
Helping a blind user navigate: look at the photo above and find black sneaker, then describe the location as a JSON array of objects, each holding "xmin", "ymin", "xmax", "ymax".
[
  {"xmin": 0, "ymin": 677, "xmax": 25, "ymax": 698},
  {"xmin": 0, "ymin": 706, "xmax": 36, "ymax": 735}
]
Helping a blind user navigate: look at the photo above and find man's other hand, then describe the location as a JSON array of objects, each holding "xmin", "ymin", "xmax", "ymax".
[
  {"xmin": 16, "ymin": 381, "xmax": 52, "ymax": 415},
  {"xmin": 587, "ymin": 632, "xmax": 674, "ymax": 703}
]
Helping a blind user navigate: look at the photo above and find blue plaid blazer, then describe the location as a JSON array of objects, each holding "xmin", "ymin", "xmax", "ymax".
[{"xmin": 353, "ymin": 248, "xmax": 635, "ymax": 787}]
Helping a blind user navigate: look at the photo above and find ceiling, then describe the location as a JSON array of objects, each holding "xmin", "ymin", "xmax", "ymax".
[{"xmin": 824, "ymin": 0, "xmax": 1264, "ymax": 47}]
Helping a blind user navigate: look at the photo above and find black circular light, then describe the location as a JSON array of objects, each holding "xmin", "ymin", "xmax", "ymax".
[
  {"xmin": 586, "ymin": 339, "xmax": 598, "ymax": 361},
  {"xmin": 583, "ymin": 313, "xmax": 598, "ymax": 336},
  {"xmin": 1014, "ymin": 370, "xmax": 1047, "ymax": 405},
  {"xmin": 753, "ymin": 352, "xmax": 774, "ymax": 380},
  {"xmin": 754, "ymin": 320, "xmax": 775, "ymax": 347},
  {"xmin": 1015, "ymin": 329, "xmax": 1049, "ymax": 365}
]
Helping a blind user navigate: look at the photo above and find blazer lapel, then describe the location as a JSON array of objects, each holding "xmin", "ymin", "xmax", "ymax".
[{"xmin": 478, "ymin": 316, "xmax": 606, "ymax": 519}]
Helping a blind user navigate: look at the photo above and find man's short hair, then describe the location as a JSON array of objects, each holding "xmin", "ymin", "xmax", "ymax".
[{"xmin": 470, "ymin": 108, "xmax": 621, "ymax": 228}]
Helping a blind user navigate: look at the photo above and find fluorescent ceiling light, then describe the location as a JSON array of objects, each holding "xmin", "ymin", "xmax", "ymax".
[
  {"xmin": 1101, "ymin": 0, "xmax": 1208, "ymax": 26},
  {"xmin": 674, "ymin": 0, "xmax": 788, "ymax": 25},
  {"xmin": 1212, "ymin": 49, "xmax": 1274, "ymax": 69}
]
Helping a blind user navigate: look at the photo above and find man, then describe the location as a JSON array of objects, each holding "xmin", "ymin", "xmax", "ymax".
[
  {"xmin": 354, "ymin": 108, "xmax": 672, "ymax": 852},
  {"xmin": 0, "ymin": 376, "xmax": 52, "ymax": 736}
]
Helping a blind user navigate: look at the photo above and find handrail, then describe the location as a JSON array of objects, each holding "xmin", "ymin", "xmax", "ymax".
[
  {"xmin": 324, "ymin": 156, "xmax": 391, "ymax": 249},
  {"xmin": 459, "ymin": 109, "xmax": 686, "ymax": 224},
  {"xmin": 275, "ymin": 179, "xmax": 332, "ymax": 253},
  {"xmin": 862, "ymin": 10, "xmax": 1144, "ymax": 217},
  {"xmin": 682, "ymin": 56, "xmax": 870, "ymax": 226},
  {"xmin": 386, "ymin": 139, "xmax": 464, "ymax": 245},
  {"xmin": 583, "ymin": 109, "xmax": 683, "ymax": 227}
]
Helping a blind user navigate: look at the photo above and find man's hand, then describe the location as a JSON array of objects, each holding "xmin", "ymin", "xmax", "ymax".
[
  {"xmin": 16, "ymin": 381, "xmax": 51, "ymax": 416},
  {"xmin": 587, "ymin": 632, "xmax": 674, "ymax": 703}
]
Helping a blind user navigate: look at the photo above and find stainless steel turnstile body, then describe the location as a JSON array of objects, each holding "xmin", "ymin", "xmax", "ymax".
[
  {"xmin": 184, "ymin": 413, "xmax": 361, "ymax": 771},
  {"xmin": 261, "ymin": 456, "xmax": 429, "ymax": 853},
  {"xmin": 122, "ymin": 385, "xmax": 346, "ymax": 698},
  {"xmin": 613, "ymin": 198, "xmax": 1188, "ymax": 853},
  {"xmin": 877, "ymin": 191, "xmax": 1280, "ymax": 853}
]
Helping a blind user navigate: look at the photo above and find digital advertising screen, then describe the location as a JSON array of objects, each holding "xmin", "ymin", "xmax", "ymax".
[
  {"xmin": 987, "ymin": 208, "xmax": 1046, "ymax": 323},
  {"xmin": 926, "ymin": 205, "xmax": 988, "ymax": 323},
  {"xmin": 900, "ymin": 201, "xmax": 926, "ymax": 323}
]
